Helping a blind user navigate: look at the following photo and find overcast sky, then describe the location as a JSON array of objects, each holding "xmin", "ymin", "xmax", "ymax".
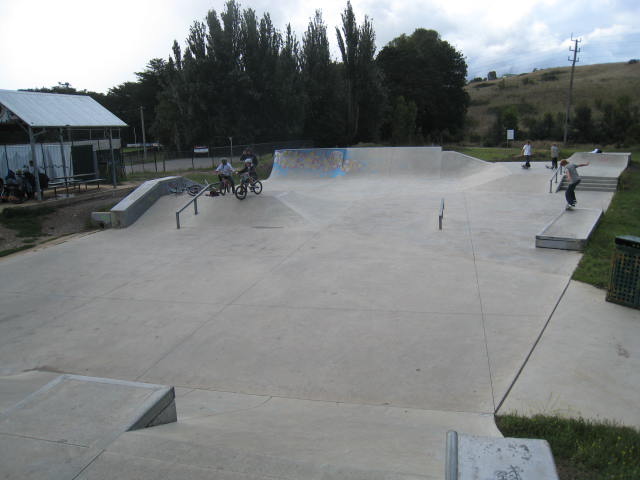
[{"xmin": 1, "ymin": 0, "xmax": 639, "ymax": 93}]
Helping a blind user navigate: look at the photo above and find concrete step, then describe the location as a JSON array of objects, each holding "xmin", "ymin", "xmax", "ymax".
[
  {"xmin": 446, "ymin": 431, "xmax": 559, "ymax": 480},
  {"xmin": 558, "ymin": 176, "xmax": 618, "ymax": 192},
  {"xmin": 536, "ymin": 207, "xmax": 603, "ymax": 251},
  {"xmin": 558, "ymin": 184, "xmax": 618, "ymax": 192},
  {"xmin": 81, "ymin": 431, "xmax": 427, "ymax": 480},
  {"xmin": 579, "ymin": 175, "xmax": 619, "ymax": 181},
  {"xmin": 78, "ymin": 392, "xmax": 503, "ymax": 480}
]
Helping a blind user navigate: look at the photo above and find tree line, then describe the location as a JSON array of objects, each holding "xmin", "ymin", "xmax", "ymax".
[
  {"xmin": 484, "ymin": 97, "xmax": 640, "ymax": 147},
  {"xmin": 96, "ymin": 1, "xmax": 469, "ymax": 150}
]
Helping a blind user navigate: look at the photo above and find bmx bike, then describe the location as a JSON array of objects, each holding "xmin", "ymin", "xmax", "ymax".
[
  {"xmin": 168, "ymin": 181, "xmax": 203, "ymax": 196},
  {"xmin": 234, "ymin": 173, "xmax": 262, "ymax": 200}
]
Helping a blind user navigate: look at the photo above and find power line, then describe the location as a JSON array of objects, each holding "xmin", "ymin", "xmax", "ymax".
[{"xmin": 563, "ymin": 35, "xmax": 581, "ymax": 144}]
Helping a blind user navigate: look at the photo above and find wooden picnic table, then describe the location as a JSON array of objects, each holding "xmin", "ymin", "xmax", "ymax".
[{"xmin": 48, "ymin": 173, "xmax": 107, "ymax": 196}]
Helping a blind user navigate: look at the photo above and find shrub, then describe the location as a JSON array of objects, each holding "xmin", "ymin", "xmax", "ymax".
[
  {"xmin": 469, "ymin": 98, "xmax": 490, "ymax": 106},
  {"xmin": 541, "ymin": 71, "xmax": 560, "ymax": 81}
]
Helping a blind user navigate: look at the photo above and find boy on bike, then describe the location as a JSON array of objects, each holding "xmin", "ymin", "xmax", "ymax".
[
  {"xmin": 215, "ymin": 158, "xmax": 235, "ymax": 192},
  {"xmin": 236, "ymin": 158, "xmax": 258, "ymax": 189}
]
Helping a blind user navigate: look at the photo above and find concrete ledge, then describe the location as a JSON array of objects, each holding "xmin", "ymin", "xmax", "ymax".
[
  {"xmin": 536, "ymin": 208, "xmax": 603, "ymax": 251},
  {"xmin": 110, "ymin": 176, "xmax": 198, "ymax": 228},
  {"xmin": 127, "ymin": 385, "xmax": 176, "ymax": 431},
  {"xmin": 446, "ymin": 431, "xmax": 559, "ymax": 480},
  {"xmin": 90, "ymin": 211, "xmax": 113, "ymax": 228}
]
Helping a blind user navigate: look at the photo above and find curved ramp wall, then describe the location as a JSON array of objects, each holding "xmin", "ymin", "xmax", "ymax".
[
  {"xmin": 565, "ymin": 152, "xmax": 629, "ymax": 178},
  {"xmin": 270, "ymin": 147, "xmax": 497, "ymax": 181}
]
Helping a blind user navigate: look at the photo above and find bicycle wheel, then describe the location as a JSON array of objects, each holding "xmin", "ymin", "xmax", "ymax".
[
  {"xmin": 187, "ymin": 185, "xmax": 201, "ymax": 196},
  {"xmin": 235, "ymin": 184, "xmax": 247, "ymax": 200},
  {"xmin": 251, "ymin": 181, "xmax": 262, "ymax": 195}
]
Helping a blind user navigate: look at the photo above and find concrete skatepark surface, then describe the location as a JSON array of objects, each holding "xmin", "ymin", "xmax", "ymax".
[{"xmin": 0, "ymin": 147, "xmax": 638, "ymax": 479}]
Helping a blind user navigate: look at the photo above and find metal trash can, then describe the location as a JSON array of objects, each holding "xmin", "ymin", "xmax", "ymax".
[{"xmin": 607, "ymin": 235, "xmax": 640, "ymax": 309}]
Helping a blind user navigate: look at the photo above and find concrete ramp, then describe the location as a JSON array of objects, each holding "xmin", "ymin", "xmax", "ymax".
[
  {"xmin": 269, "ymin": 147, "xmax": 510, "ymax": 186},
  {"xmin": 0, "ymin": 372, "xmax": 176, "ymax": 479},
  {"xmin": 536, "ymin": 208, "xmax": 603, "ymax": 251},
  {"xmin": 565, "ymin": 152, "xmax": 629, "ymax": 178}
]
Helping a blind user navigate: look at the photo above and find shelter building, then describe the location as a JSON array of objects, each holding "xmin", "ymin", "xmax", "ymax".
[{"xmin": 0, "ymin": 89, "xmax": 127, "ymax": 200}]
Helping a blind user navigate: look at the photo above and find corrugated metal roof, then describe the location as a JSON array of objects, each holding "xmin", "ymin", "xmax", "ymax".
[{"xmin": 0, "ymin": 89, "xmax": 127, "ymax": 128}]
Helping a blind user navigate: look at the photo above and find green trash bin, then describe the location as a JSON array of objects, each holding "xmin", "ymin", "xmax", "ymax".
[{"xmin": 607, "ymin": 235, "xmax": 640, "ymax": 309}]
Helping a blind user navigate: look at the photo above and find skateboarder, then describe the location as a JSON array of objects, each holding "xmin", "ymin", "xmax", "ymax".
[
  {"xmin": 521, "ymin": 140, "xmax": 533, "ymax": 168},
  {"xmin": 548, "ymin": 143, "xmax": 559, "ymax": 169},
  {"xmin": 560, "ymin": 158, "xmax": 590, "ymax": 209}
]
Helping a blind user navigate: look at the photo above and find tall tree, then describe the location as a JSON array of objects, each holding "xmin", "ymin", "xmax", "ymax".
[
  {"xmin": 391, "ymin": 96, "xmax": 417, "ymax": 145},
  {"xmin": 377, "ymin": 29, "xmax": 468, "ymax": 142},
  {"xmin": 301, "ymin": 10, "xmax": 345, "ymax": 145},
  {"xmin": 335, "ymin": 1, "xmax": 384, "ymax": 143}
]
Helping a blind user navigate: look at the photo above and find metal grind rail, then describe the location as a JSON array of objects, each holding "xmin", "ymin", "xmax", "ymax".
[
  {"xmin": 175, "ymin": 182, "xmax": 210, "ymax": 229},
  {"xmin": 439, "ymin": 198, "xmax": 445, "ymax": 230},
  {"xmin": 548, "ymin": 165, "xmax": 565, "ymax": 193}
]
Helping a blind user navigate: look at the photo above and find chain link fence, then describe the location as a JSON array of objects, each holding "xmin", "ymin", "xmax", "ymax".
[{"xmin": 122, "ymin": 139, "xmax": 312, "ymax": 175}]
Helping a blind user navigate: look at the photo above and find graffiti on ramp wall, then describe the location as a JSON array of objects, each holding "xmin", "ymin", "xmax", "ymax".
[{"xmin": 273, "ymin": 149, "xmax": 365, "ymax": 178}]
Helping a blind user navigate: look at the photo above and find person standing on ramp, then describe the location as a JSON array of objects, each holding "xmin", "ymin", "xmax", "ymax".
[
  {"xmin": 560, "ymin": 158, "xmax": 590, "ymax": 209},
  {"xmin": 521, "ymin": 140, "xmax": 533, "ymax": 169},
  {"xmin": 549, "ymin": 143, "xmax": 559, "ymax": 169}
]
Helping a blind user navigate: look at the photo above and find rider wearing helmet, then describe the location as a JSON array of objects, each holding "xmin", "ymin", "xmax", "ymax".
[
  {"xmin": 240, "ymin": 148, "xmax": 258, "ymax": 172},
  {"xmin": 215, "ymin": 158, "xmax": 235, "ymax": 191},
  {"xmin": 236, "ymin": 157, "xmax": 257, "ymax": 182}
]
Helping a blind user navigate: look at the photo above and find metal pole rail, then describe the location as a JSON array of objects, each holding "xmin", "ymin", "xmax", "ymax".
[
  {"xmin": 549, "ymin": 164, "xmax": 565, "ymax": 193},
  {"xmin": 175, "ymin": 182, "xmax": 210, "ymax": 229},
  {"xmin": 439, "ymin": 198, "xmax": 445, "ymax": 230}
]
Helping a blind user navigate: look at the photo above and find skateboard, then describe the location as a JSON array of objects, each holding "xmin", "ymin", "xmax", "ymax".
[{"xmin": 521, "ymin": 164, "xmax": 531, "ymax": 169}]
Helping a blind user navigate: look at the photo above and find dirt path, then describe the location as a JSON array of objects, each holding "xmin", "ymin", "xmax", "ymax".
[{"xmin": 0, "ymin": 189, "xmax": 133, "ymax": 255}]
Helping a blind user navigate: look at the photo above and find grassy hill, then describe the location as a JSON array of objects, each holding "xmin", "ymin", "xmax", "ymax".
[{"xmin": 464, "ymin": 61, "xmax": 640, "ymax": 144}]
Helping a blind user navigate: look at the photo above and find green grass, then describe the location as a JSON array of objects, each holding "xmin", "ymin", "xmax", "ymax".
[
  {"xmin": 0, "ymin": 206, "xmax": 56, "ymax": 238},
  {"xmin": 452, "ymin": 145, "xmax": 580, "ymax": 163},
  {"xmin": 0, "ymin": 244, "xmax": 36, "ymax": 257},
  {"xmin": 497, "ymin": 414, "xmax": 640, "ymax": 480},
  {"xmin": 573, "ymin": 151, "xmax": 640, "ymax": 287},
  {"xmin": 465, "ymin": 62, "xmax": 640, "ymax": 141}
]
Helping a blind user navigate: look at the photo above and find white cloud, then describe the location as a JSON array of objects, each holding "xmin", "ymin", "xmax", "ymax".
[{"xmin": 0, "ymin": 0, "xmax": 638, "ymax": 92}]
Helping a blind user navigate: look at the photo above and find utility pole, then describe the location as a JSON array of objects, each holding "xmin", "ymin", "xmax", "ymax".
[
  {"xmin": 563, "ymin": 36, "xmax": 581, "ymax": 145},
  {"xmin": 140, "ymin": 106, "xmax": 147, "ymax": 161}
]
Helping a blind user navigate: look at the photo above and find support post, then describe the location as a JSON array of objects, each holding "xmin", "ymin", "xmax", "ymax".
[
  {"xmin": 108, "ymin": 128, "xmax": 117, "ymax": 188},
  {"xmin": 59, "ymin": 128, "xmax": 68, "ymax": 182},
  {"xmin": 140, "ymin": 106, "xmax": 147, "ymax": 162},
  {"xmin": 3, "ymin": 144, "xmax": 9, "ymax": 172},
  {"xmin": 29, "ymin": 127, "xmax": 43, "ymax": 201}
]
